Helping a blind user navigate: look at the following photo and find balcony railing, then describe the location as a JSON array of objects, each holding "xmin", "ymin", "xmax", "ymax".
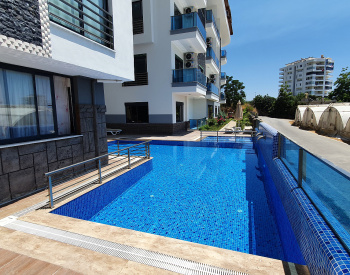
[
  {"xmin": 206, "ymin": 10, "xmax": 220, "ymax": 40},
  {"xmin": 122, "ymin": 72, "xmax": 148, "ymax": 87},
  {"xmin": 133, "ymin": 19, "xmax": 144, "ymax": 35},
  {"xmin": 171, "ymin": 12, "xmax": 206, "ymax": 41},
  {"xmin": 221, "ymin": 50, "xmax": 227, "ymax": 59},
  {"xmin": 220, "ymin": 92, "xmax": 225, "ymax": 101},
  {"xmin": 206, "ymin": 82, "xmax": 219, "ymax": 96},
  {"xmin": 206, "ymin": 47, "xmax": 219, "ymax": 69},
  {"xmin": 221, "ymin": 72, "xmax": 226, "ymax": 79},
  {"xmin": 48, "ymin": 0, "xmax": 114, "ymax": 49},
  {"xmin": 172, "ymin": 68, "xmax": 206, "ymax": 87}
]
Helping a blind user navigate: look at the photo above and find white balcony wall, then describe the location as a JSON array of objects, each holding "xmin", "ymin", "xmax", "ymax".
[{"xmin": 50, "ymin": 0, "xmax": 134, "ymax": 81}]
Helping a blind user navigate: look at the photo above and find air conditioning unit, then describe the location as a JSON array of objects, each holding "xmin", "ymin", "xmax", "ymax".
[
  {"xmin": 184, "ymin": 6, "xmax": 195, "ymax": 14},
  {"xmin": 184, "ymin": 52, "xmax": 195, "ymax": 61},
  {"xmin": 210, "ymin": 74, "xmax": 216, "ymax": 83},
  {"xmin": 185, "ymin": 61, "xmax": 196, "ymax": 68},
  {"xmin": 206, "ymin": 37, "xmax": 213, "ymax": 47}
]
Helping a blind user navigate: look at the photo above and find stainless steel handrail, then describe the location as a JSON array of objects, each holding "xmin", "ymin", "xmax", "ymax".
[
  {"xmin": 200, "ymin": 130, "xmax": 257, "ymax": 141},
  {"xmin": 45, "ymin": 141, "xmax": 151, "ymax": 208}
]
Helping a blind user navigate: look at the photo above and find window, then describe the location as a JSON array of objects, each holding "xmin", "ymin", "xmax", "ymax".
[
  {"xmin": 125, "ymin": 102, "xmax": 149, "ymax": 123},
  {"xmin": 132, "ymin": 0, "xmax": 143, "ymax": 34},
  {"xmin": 48, "ymin": 0, "xmax": 113, "ymax": 48},
  {"xmin": 0, "ymin": 69, "xmax": 58, "ymax": 143},
  {"xmin": 208, "ymin": 105, "xmax": 213, "ymax": 118},
  {"xmin": 123, "ymin": 54, "xmax": 148, "ymax": 86},
  {"xmin": 175, "ymin": 55, "xmax": 183, "ymax": 70},
  {"xmin": 176, "ymin": 102, "xmax": 184, "ymax": 122},
  {"xmin": 215, "ymin": 106, "xmax": 218, "ymax": 117}
]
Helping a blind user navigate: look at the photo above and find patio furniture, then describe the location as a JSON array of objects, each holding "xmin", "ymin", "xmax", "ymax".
[{"xmin": 106, "ymin": 129, "xmax": 122, "ymax": 135}]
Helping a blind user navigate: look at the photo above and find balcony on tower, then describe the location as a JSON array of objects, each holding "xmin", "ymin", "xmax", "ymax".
[
  {"xmin": 206, "ymin": 47, "xmax": 220, "ymax": 75},
  {"xmin": 171, "ymin": 11, "xmax": 207, "ymax": 53}
]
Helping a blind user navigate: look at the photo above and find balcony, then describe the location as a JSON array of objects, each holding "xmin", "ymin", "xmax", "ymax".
[
  {"xmin": 48, "ymin": 0, "xmax": 114, "ymax": 49},
  {"xmin": 206, "ymin": 47, "xmax": 220, "ymax": 75},
  {"xmin": 172, "ymin": 68, "xmax": 207, "ymax": 96},
  {"xmin": 206, "ymin": 82, "xmax": 219, "ymax": 96},
  {"xmin": 206, "ymin": 10, "xmax": 220, "ymax": 42},
  {"xmin": 219, "ymin": 92, "xmax": 226, "ymax": 104},
  {"xmin": 171, "ymin": 12, "xmax": 206, "ymax": 53},
  {"xmin": 221, "ymin": 72, "xmax": 226, "ymax": 85},
  {"xmin": 221, "ymin": 50, "xmax": 227, "ymax": 65}
]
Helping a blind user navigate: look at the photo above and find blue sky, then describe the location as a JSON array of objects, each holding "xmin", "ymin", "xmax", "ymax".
[{"xmin": 224, "ymin": 0, "xmax": 350, "ymax": 100}]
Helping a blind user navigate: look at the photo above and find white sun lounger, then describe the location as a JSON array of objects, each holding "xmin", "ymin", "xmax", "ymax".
[{"xmin": 106, "ymin": 129, "xmax": 122, "ymax": 135}]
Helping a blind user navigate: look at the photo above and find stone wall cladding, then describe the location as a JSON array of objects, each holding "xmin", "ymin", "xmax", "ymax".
[
  {"xmin": 106, "ymin": 121, "xmax": 188, "ymax": 135},
  {"xmin": 0, "ymin": 136, "xmax": 83, "ymax": 204},
  {"xmin": 0, "ymin": 0, "xmax": 51, "ymax": 57}
]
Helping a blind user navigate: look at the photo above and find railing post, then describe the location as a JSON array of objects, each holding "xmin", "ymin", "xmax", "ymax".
[
  {"xmin": 217, "ymin": 131, "xmax": 218, "ymax": 142},
  {"xmin": 298, "ymin": 148, "xmax": 306, "ymax": 187},
  {"xmin": 48, "ymin": 176, "xmax": 54, "ymax": 208},
  {"xmin": 147, "ymin": 143, "xmax": 150, "ymax": 159},
  {"xmin": 128, "ymin": 148, "xmax": 131, "ymax": 169},
  {"xmin": 117, "ymin": 141, "xmax": 120, "ymax": 156},
  {"xmin": 200, "ymin": 131, "xmax": 202, "ymax": 140},
  {"xmin": 98, "ymin": 159, "xmax": 102, "ymax": 184},
  {"xmin": 277, "ymin": 133, "xmax": 282, "ymax": 158},
  {"xmin": 145, "ymin": 143, "xmax": 148, "ymax": 159}
]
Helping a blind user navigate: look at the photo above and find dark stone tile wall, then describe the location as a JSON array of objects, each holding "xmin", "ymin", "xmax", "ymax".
[
  {"xmin": 0, "ymin": 0, "xmax": 42, "ymax": 46},
  {"xmin": 0, "ymin": 136, "xmax": 84, "ymax": 204},
  {"xmin": 78, "ymin": 104, "xmax": 108, "ymax": 160},
  {"xmin": 106, "ymin": 121, "xmax": 189, "ymax": 135}
]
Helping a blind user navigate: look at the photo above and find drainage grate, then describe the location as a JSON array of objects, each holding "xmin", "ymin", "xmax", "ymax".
[{"xmin": 3, "ymin": 219, "xmax": 248, "ymax": 275}]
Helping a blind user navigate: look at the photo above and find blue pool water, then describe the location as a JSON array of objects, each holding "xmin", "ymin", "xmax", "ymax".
[{"xmin": 52, "ymin": 140, "xmax": 296, "ymax": 261}]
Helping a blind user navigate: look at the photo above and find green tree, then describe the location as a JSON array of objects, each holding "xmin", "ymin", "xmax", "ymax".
[
  {"xmin": 221, "ymin": 76, "xmax": 246, "ymax": 107},
  {"xmin": 329, "ymin": 67, "xmax": 350, "ymax": 102},
  {"xmin": 272, "ymin": 84, "xmax": 297, "ymax": 119},
  {"xmin": 252, "ymin": 94, "xmax": 276, "ymax": 116}
]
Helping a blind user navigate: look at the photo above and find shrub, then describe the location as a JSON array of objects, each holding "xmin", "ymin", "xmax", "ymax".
[
  {"xmin": 199, "ymin": 125, "xmax": 210, "ymax": 130},
  {"xmin": 208, "ymin": 118, "xmax": 216, "ymax": 126}
]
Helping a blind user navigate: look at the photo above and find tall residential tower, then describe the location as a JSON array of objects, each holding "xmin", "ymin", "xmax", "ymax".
[{"xmin": 279, "ymin": 56, "xmax": 334, "ymax": 97}]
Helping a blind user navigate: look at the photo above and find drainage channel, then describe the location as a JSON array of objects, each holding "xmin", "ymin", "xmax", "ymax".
[{"xmin": 1, "ymin": 218, "xmax": 248, "ymax": 275}]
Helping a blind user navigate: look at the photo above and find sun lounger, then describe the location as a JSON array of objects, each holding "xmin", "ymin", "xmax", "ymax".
[
  {"xmin": 224, "ymin": 127, "xmax": 234, "ymax": 133},
  {"xmin": 106, "ymin": 129, "xmax": 122, "ymax": 135}
]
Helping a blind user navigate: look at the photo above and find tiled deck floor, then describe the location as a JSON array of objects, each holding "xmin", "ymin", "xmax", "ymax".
[{"xmin": 0, "ymin": 248, "xmax": 82, "ymax": 275}]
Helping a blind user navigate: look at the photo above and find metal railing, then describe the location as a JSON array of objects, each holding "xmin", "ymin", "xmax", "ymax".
[
  {"xmin": 206, "ymin": 47, "xmax": 220, "ymax": 69},
  {"xmin": 189, "ymin": 118, "xmax": 206, "ymax": 129},
  {"xmin": 45, "ymin": 141, "xmax": 151, "ymax": 208},
  {"xmin": 172, "ymin": 68, "xmax": 206, "ymax": 87},
  {"xmin": 221, "ymin": 50, "xmax": 227, "ymax": 59},
  {"xmin": 200, "ymin": 130, "xmax": 257, "ymax": 142},
  {"xmin": 206, "ymin": 10, "xmax": 220, "ymax": 40},
  {"xmin": 48, "ymin": 0, "xmax": 114, "ymax": 49},
  {"xmin": 206, "ymin": 82, "xmax": 219, "ymax": 96},
  {"xmin": 122, "ymin": 72, "xmax": 148, "ymax": 86},
  {"xmin": 277, "ymin": 133, "xmax": 350, "ymax": 253},
  {"xmin": 171, "ymin": 12, "xmax": 206, "ymax": 42},
  {"xmin": 133, "ymin": 18, "xmax": 144, "ymax": 35}
]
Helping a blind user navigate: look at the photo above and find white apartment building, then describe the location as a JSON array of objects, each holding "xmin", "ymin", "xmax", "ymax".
[
  {"xmin": 104, "ymin": 0, "xmax": 233, "ymax": 134},
  {"xmin": 279, "ymin": 55, "xmax": 334, "ymax": 97},
  {"xmin": 0, "ymin": 0, "xmax": 134, "ymax": 204}
]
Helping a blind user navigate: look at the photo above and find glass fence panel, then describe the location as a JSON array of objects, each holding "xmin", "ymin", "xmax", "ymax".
[
  {"xmin": 280, "ymin": 136, "xmax": 299, "ymax": 179},
  {"xmin": 303, "ymin": 151, "xmax": 350, "ymax": 249}
]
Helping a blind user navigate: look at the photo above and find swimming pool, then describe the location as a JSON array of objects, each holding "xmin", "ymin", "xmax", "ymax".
[{"xmin": 52, "ymin": 139, "xmax": 305, "ymax": 264}]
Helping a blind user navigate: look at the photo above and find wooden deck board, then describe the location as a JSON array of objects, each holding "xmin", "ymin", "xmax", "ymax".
[{"xmin": 0, "ymin": 248, "xmax": 81, "ymax": 275}]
